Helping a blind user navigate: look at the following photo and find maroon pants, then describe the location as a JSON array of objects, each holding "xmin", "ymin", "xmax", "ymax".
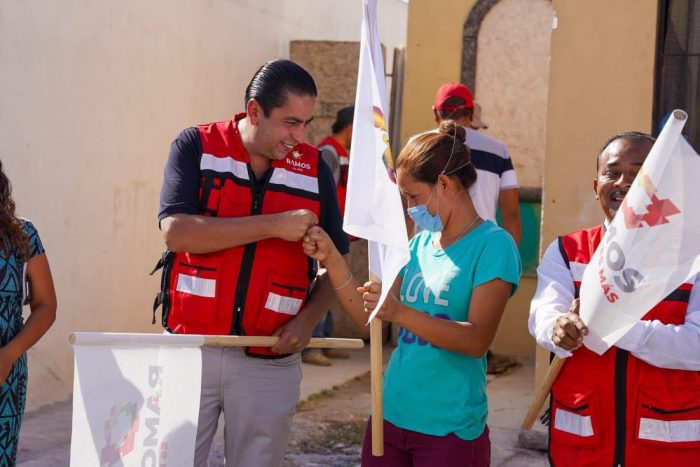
[{"xmin": 361, "ymin": 418, "xmax": 490, "ymax": 467}]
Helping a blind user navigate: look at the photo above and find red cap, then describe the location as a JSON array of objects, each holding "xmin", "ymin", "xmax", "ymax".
[{"xmin": 433, "ymin": 83, "xmax": 474, "ymax": 111}]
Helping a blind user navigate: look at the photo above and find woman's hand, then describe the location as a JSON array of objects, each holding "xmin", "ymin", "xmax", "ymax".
[
  {"xmin": 359, "ymin": 281, "xmax": 402, "ymax": 322},
  {"xmin": 302, "ymin": 225, "xmax": 337, "ymax": 265}
]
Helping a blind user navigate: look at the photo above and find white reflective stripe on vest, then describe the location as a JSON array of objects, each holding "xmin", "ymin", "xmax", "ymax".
[
  {"xmin": 639, "ymin": 417, "xmax": 700, "ymax": 443},
  {"xmin": 270, "ymin": 168, "xmax": 319, "ymax": 194},
  {"xmin": 554, "ymin": 408, "xmax": 594, "ymax": 437},
  {"xmin": 264, "ymin": 292, "xmax": 303, "ymax": 315},
  {"xmin": 201, "ymin": 153, "xmax": 249, "ymax": 180},
  {"xmin": 569, "ymin": 261, "xmax": 587, "ymax": 281},
  {"xmin": 176, "ymin": 274, "xmax": 216, "ymax": 298}
]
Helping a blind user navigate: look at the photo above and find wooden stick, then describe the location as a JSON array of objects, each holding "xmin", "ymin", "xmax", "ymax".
[
  {"xmin": 370, "ymin": 317, "xmax": 384, "ymax": 456},
  {"xmin": 67, "ymin": 332, "xmax": 364, "ymax": 349},
  {"xmin": 521, "ymin": 356, "xmax": 565, "ymax": 430}
]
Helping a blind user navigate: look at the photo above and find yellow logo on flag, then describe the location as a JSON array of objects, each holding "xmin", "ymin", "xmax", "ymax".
[{"xmin": 372, "ymin": 106, "xmax": 396, "ymax": 182}]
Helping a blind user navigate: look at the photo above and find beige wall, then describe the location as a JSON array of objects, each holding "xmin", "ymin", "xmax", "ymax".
[
  {"xmin": 1, "ymin": 0, "xmax": 407, "ymax": 411},
  {"xmin": 476, "ymin": 0, "xmax": 553, "ymax": 189},
  {"xmin": 542, "ymin": 0, "xmax": 657, "ymax": 247},
  {"xmin": 491, "ymin": 278, "xmax": 538, "ymax": 356},
  {"xmin": 535, "ymin": 0, "xmax": 658, "ymax": 386},
  {"xmin": 400, "ymin": 0, "xmax": 477, "ymax": 146}
]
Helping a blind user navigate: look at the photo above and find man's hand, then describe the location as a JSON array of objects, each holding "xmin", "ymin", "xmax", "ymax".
[
  {"xmin": 274, "ymin": 209, "xmax": 319, "ymax": 242},
  {"xmin": 552, "ymin": 298, "xmax": 589, "ymax": 351},
  {"xmin": 270, "ymin": 314, "xmax": 314, "ymax": 354}
]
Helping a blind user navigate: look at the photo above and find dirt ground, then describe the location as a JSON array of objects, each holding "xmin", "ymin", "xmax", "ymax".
[{"xmin": 283, "ymin": 372, "xmax": 372, "ymax": 467}]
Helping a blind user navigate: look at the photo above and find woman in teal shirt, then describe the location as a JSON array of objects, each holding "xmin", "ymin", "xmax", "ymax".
[{"xmin": 304, "ymin": 121, "xmax": 521, "ymax": 466}]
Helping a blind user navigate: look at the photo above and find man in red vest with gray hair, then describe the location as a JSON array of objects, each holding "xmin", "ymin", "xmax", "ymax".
[{"xmin": 529, "ymin": 131, "xmax": 700, "ymax": 465}]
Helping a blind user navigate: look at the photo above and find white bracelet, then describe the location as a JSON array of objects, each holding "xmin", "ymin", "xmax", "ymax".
[{"xmin": 333, "ymin": 273, "xmax": 354, "ymax": 291}]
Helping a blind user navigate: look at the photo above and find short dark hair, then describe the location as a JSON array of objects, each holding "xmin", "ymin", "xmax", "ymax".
[
  {"xmin": 244, "ymin": 60, "xmax": 317, "ymax": 117},
  {"xmin": 436, "ymin": 96, "xmax": 474, "ymax": 121},
  {"xmin": 596, "ymin": 131, "xmax": 655, "ymax": 172},
  {"xmin": 331, "ymin": 106, "xmax": 354, "ymax": 134}
]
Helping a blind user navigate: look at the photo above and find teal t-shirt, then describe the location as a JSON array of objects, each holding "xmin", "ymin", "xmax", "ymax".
[{"xmin": 383, "ymin": 220, "xmax": 521, "ymax": 440}]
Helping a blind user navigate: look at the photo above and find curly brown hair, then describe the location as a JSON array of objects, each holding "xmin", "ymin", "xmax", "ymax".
[{"xmin": 0, "ymin": 159, "xmax": 29, "ymax": 261}]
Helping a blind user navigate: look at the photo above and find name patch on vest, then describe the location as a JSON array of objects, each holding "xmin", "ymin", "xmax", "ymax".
[
  {"xmin": 264, "ymin": 292, "xmax": 303, "ymax": 315},
  {"xmin": 554, "ymin": 408, "xmax": 594, "ymax": 437},
  {"xmin": 639, "ymin": 418, "xmax": 700, "ymax": 443},
  {"xmin": 176, "ymin": 274, "xmax": 216, "ymax": 298}
]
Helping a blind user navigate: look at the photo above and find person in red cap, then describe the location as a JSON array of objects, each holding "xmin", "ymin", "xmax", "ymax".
[{"xmin": 427, "ymin": 82, "xmax": 521, "ymax": 247}]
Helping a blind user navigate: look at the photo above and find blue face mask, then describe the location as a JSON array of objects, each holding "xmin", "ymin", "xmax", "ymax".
[
  {"xmin": 407, "ymin": 185, "xmax": 443, "ymax": 232},
  {"xmin": 407, "ymin": 203, "xmax": 443, "ymax": 232}
]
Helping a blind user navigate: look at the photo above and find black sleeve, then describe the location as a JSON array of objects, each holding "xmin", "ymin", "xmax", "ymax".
[
  {"xmin": 158, "ymin": 127, "xmax": 202, "ymax": 223},
  {"xmin": 318, "ymin": 157, "xmax": 350, "ymax": 256}
]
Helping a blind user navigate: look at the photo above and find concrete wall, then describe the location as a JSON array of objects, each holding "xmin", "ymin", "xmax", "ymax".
[
  {"xmin": 400, "ymin": 0, "xmax": 476, "ymax": 147},
  {"xmin": 535, "ymin": 0, "xmax": 658, "ymax": 387},
  {"xmin": 0, "ymin": 0, "xmax": 407, "ymax": 411},
  {"xmin": 475, "ymin": 0, "xmax": 553, "ymax": 189}
]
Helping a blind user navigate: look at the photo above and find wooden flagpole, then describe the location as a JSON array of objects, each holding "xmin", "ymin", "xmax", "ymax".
[
  {"xmin": 370, "ymin": 317, "xmax": 384, "ymax": 456},
  {"xmin": 521, "ymin": 356, "xmax": 565, "ymax": 429}
]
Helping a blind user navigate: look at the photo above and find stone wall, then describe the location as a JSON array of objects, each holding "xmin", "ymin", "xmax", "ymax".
[{"xmin": 290, "ymin": 41, "xmax": 360, "ymax": 146}]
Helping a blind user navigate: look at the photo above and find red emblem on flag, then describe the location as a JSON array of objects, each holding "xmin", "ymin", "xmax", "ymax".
[{"xmin": 622, "ymin": 172, "xmax": 680, "ymax": 229}]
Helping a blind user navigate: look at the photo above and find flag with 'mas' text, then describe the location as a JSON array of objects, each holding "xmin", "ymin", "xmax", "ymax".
[
  {"xmin": 579, "ymin": 110, "xmax": 700, "ymax": 354},
  {"xmin": 343, "ymin": 0, "xmax": 409, "ymax": 321}
]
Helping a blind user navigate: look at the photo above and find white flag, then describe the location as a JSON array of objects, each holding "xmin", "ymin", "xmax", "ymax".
[
  {"xmin": 344, "ymin": 0, "xmax": 410, "ymax": 322},
  {"xmin": 580, "ymin": 110, "xmax": 700, "ymax": 354},
  {"xmin": 70, "ymin": 333, "xmax": 203, "ymax": 466}
]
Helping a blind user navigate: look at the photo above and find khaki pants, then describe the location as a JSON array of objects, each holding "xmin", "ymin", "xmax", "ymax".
[{"xmin": 194, "ymin": 347, "xmax": 302, "ymax": 467}]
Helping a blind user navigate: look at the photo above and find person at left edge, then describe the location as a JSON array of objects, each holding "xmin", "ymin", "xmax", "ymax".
[
  {"xmin": 156, "ymin": 59, "xmax": 349, "ymax": 467},
  {"xmin": 0, "ymin": 159, "xmax": 57, "ymax": 466}
]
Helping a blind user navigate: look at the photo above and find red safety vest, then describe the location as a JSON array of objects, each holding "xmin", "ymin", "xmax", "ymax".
[
  {"xmin": 154, "ymin": 114, "xmax": 321, "ymax": 357},
  {"xmin": 550, "ymin": 225, "xmax": 700, "ymax": 465},
  {"xmin": 318, "ymin": 135, "xmax": 357, "ymax": 242}
]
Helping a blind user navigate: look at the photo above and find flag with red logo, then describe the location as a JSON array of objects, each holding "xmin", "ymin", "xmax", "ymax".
[
  {"xmin": 70, "ymin": 333, "xmax": 202, "ymax": 466},
  {"xmin": 580, "ymin": 110, "xmax": 700, "ymax": 354},
  {"xmin": 343, "ymin": 0, "xmax": 409, "ymax": 320}
]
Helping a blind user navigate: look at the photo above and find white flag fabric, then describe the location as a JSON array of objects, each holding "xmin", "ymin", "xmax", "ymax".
[
  {"xmin": 343, "ymin": 0, "xmax": 409, "ymax": 322},
  {"xmin": 70, "ymin": 333, "xmax": 203, "ymax": 466},
  {"xmin": 580, "ymin": 110, "xmax": 700, "ymax": 354}
]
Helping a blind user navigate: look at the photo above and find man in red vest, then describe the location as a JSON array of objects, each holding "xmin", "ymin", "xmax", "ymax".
[
  {"xmin": 529, "ymin": 132, "xmax": 700, "ymax": 465},
  {"xmin": 303, "ymin": 106, "xmax": 354, "ymax": 366},
  {"xmin": 157, "ymin": 60, "xmax": 349, "ymax": 466},
  {"xmin": 318, "ymin": 106, "xmax": 354, "ymax": 217}
]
